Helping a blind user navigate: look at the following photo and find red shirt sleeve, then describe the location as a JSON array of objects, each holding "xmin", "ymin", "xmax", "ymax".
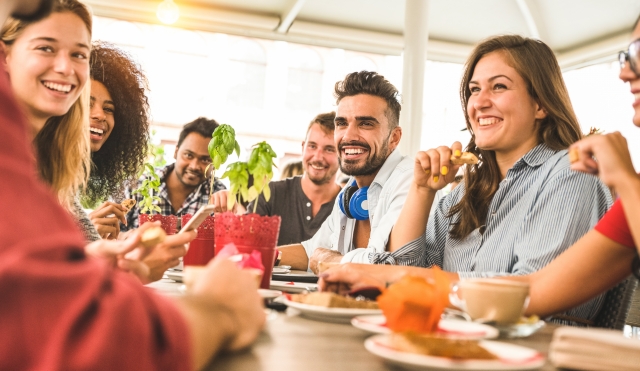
[
  {"xmin": 594, "ymin": 198, "xmax": 636, "ymax": 249},
  {"xmin": 0, "ymin": 55, "xmax": 191, "ymax": 371}
]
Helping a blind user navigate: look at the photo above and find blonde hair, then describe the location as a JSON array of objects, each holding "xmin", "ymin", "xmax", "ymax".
[{"xmin": 1, "ymin": 0, "xmax": 92, "ymax": 210}]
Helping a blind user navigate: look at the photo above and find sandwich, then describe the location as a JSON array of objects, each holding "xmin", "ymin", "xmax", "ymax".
[
  {"xmin": 290, "ymin": 292, "xmax": 379, "ymax": 309},
  {"xmin": 140, "ymin": 226, "xmax": 166, "ymax": 248},
  {"xmin": 568, "ymin": 148, "xmax": 579, "ymax": 163},
  {"xmin": 121, "ymin": 199, "xmax": 136, "ymax": 213},
  {"xmin": 450, "ymin": 152, "xmax": 479, "ymax": 165},
  {"xmin": 389, "ymin": 332, "xmax": 498, "ymax": 360}
]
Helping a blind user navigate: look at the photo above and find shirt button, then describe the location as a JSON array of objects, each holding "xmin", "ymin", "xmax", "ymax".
[
  {"xmin": 306, "ymin": 216, "xmax": 311, "ymax": 220},
  {"xmin": 306, "ymin": 202, "xmax": 311, "ymax": 207}
]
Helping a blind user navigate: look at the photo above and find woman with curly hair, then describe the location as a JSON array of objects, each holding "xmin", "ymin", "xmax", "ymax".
[{"xmin": 85, "ymin": 41, "xmax": 151, "ymax": 240}]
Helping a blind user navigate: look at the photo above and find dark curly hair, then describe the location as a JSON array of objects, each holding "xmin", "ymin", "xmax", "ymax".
[{"xmin": 85, "ymin": 41, "xmax": 150, "ymax": 203}]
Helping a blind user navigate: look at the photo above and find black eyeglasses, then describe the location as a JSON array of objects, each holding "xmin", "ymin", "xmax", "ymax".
[{"xmin": 619, "ymin": 38, "xmax": 640, "ymax": 76}]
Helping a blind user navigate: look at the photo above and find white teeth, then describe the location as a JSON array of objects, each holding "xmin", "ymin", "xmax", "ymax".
[
  {"xmin": 478, "ymin": 117, "xmax": 502, "ymax": 126},
  {"xmin": 345, "ymin": 148, "xmax": 364, "ymax": 155},
  {"xmin": 43, "ymin": 81, "xmax": 72, "ymax": 93},
  {"xmin": 90, "ymin": 127, "xmax": 104, "ymax": 135},
  {"xmin": 311, "ymin": 165, "xmax": 324, "ymax": 170}
]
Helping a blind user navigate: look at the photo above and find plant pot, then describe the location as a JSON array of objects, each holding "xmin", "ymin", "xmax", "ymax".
[
  {"xmin": 181, "ymin": 213, "xmax": 215, "ymax": 266},
  {"xmin": 214, "ymin": 212, "xmax": 281, "ymax": 289},
  {"xmin": 139, "ymin": 214, "xmax": 178, "ymax": 235}
]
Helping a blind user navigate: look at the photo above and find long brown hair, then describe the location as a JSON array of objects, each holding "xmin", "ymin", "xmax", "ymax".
[
  {"xmin": 448, "ymin": 35, "xmax": 582, "ymax": 239},
  {"xmin": 1, "ymin": 0, "xmax": 93, "ymax": 210}
]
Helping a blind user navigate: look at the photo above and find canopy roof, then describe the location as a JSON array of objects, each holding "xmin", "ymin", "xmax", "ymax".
[{"xmin": 84, "ymin": 0, "xmax": 640, "ymax": 69}]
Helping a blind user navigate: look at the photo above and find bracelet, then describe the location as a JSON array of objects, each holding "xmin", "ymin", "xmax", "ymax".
[{"xmin": 632, "ymin": 252, "xmax": 640, "ymax": 280}]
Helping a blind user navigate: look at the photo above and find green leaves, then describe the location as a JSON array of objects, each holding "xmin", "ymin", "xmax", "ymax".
[
  {"xmin": 221, "ymin": 141, "xmax": 277, "ymax": 213},
  {"xmin": 132, "ymin": 163, "xmax": 162, "ymax": 214},
  {"xmin": 209, "ymin": 124, "xmax": 241, "ymax": 171}
]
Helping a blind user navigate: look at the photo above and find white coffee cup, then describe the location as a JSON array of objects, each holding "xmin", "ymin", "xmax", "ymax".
[{"xmin": 449, "ymin": 278, "xmax": 530, "ymax": 324}]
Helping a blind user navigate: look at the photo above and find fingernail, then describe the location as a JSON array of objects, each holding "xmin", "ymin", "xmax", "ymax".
[
  {"xmin": 433, "ymin": 175, "xmax": 439, "ymax": 183},
  {"xmin": 319, "ymin": 273, "xmax": 329, "ymax": 278},
  {"xmin": 441, "ymin": 166, "xmax": 448, "ymax": 175},
  {"xmin": 454, "ymin": 150, "xmax": 461, "ymax": 157},
  {"xmin": 424, "ymin": 169, "xmax": 430, "ymax": 176}
]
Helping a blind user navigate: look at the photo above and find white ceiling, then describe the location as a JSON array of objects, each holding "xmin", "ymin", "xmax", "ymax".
[{"xmin": 83, "ymin": 0, "xmax": 640, "ymax": 69}]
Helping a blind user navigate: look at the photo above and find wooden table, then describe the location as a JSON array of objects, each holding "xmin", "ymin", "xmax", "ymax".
[{"xmin": 148, "ymin": 279, "xmax": 560, "ymax": 371}]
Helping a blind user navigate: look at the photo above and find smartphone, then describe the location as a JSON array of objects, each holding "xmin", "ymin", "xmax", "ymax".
[{"xmin": 180, "ymin": 204, "xmax": 216, "ymax": 233}]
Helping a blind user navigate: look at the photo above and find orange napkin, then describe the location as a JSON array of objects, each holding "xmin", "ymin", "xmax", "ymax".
[{"xmin": 377, "ymin": 267, "xmax": 450, "ymax": 333}]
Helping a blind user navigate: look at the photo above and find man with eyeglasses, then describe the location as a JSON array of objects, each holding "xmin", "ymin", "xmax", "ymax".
[
  {"xmin": 619, "ymin": 37, "xmax": 640, "ymax": 76},
  {"xmin": 122, "ymin": 117, "xmax": 226, "ymax": 230}
]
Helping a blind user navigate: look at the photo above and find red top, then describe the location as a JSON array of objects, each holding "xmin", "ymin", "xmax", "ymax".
[
  {"xmin": 0, "ymin": 56, "xmax": 191, "ymax": 370},
  {"xmin": 594, "ymin": 198, "xmax": 636, "ymax": 249}
]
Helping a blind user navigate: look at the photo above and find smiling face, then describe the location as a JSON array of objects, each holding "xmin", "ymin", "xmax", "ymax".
[
  {"xmin": 620, "ymin": 21, "xmax": 640, "ymax": 127},
  {"xmin": 335, "ymin": 94, "xmax": 401, "ymax": 179},
  {"xmin": 173, "ymin": 133, "xmax": 212, "ymax": 188},
  {"xmin": 467, "ymin": 51, "xmax": 546, "ymax": 160},
  {"xmin": 89, "ymin": 80, "xmax": 115, "ymax": 152},
  {"xmin": 3, "ymin": 11, "xmax": 90, "ymax": 133},
  {"xmin": 302, "ymin": 123, "xmax": 339, "ymax": 185}
]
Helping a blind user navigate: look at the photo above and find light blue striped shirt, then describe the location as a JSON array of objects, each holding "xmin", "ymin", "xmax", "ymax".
[{"xmin": 397, "ymin": 144, "xmax": 613, "ymax": 324}]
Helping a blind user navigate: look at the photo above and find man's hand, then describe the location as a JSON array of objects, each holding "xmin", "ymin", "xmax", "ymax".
[
  {"xmin": 318, "ymin": 263, "xmax": 386, "ymax": 295},
  {"xmin": 88, "ymin": 201, "xmax": 128, "ymax": 239},
  {"xmin": 127, "ymin": 236, "xmax": 189, "ymax": 283},
  {"xmin": 210, "ymin": 190, "xmax": 238, "ymax": 214},
  {"xmin": 85, "ymin": 222, "xmax": 195, "ymax": 284},
  {"xmin": 413, "ymin": 142, "xmax": 464, "ymax": 191},
  {"xmin": 309, "ymin": 247, "xmax": 343, "ymax": 275},
  {"xmin": 569, "ymin": 132, "xmax": 640, "ymax": 190},
  {"xmin": 192, "ymin": 257, "xmax": 265, "ymax": 352}
]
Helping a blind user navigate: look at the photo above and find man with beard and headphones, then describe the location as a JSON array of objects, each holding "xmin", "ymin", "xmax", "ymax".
[
  {"xmin": 244, "ymin": 112, "xmax": 341, "ymax": 246},
  {"xmin": 278, "ymin": 71, "xmax": 442, "ymax": 273}
]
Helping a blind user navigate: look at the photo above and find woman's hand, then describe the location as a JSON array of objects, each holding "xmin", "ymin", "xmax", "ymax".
[
  {"xmin": 570, "ymin": 132, "xmax": 639, "ymax": 189},
  {"xmin": 413, "ymin": 142, "xmax": 464, "ymax": 191},
  {"xmin": 88, "ymin": 201, "xmax": 127, "ymax": 239}
]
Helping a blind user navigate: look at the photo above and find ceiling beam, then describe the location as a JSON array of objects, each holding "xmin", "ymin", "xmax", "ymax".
[
  {"xmin": 558, "ymin": 31, "xmax": 630, "ymax": 71},
  {"xmin": 516, "ymin": 0, "xmax": 546, "ymax": 41},
  {"xmin": 276, "ymin": 0, "xmax": 308, "ymax": 34}
]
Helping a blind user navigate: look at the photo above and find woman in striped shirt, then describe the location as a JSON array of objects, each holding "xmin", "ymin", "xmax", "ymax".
[{"xmin": 321, "ymin": 34, "xmax": 615, "ymax": 325}]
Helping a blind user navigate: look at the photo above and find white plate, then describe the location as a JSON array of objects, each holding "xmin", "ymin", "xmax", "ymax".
[
  {"xmin": 165, "ymin": 271, "xmax": 184, "ymax": 283},
  {"xmin": 494, "ymin": 320, "xmax": 546, "ymax": 339},
  {"xmin": 365, "ymin": 334, "xmax": 545, "ymax": 370},
  {"xmin": 272, "ymin": 267, "xmax": 291, "ymax": 274},
  {"xmin": 352, "ymin": 315, "xmax": 498, "ymax": 340},
  {"xmin": 283, "ymin": 297, "xmax": 381, "ymax": 323},
  {"xmin": 259, "ymin": 289, "xmax": 282, "ymax": 299},
  {"xmin": 270, "ymin": 280, "xmax": 317, "ymax": 293}
]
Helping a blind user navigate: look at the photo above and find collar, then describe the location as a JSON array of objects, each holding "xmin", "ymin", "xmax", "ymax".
[
  {"xmin": 371, "ymin": 148, "xmax": 404, "ymax": 188},
  {"xmin": 512, "ymin": 143, "xmax": 557, "ymax": 171}
]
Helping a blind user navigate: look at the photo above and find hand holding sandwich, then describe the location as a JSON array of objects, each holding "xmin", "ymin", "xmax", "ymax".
[{"xmin": 413, "ymin": 141, "xmax": 477, "ymax": 192}]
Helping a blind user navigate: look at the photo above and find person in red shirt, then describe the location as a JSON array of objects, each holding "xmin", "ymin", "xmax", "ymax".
[
  {"xmin": 0, "ymin": 1, "xmax": 265, "ymax": 370},
  {"xmin": 319, "ymin": 15, "xmax": 640, "ymax": 320}
]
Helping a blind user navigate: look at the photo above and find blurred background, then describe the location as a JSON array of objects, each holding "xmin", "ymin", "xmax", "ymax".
[{"xmin": 86, "ymin": 0, "xmax": 640, "ymax": 179}]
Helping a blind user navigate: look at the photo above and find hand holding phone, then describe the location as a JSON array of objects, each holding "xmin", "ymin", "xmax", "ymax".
[{"xmin": 180, "ymin": 205, "xmax": 216, "ymax": 233}]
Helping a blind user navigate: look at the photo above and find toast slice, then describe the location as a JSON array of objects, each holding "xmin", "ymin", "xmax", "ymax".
[
  {"xmin": 290, "ymin": 292, "xmax": 378, "ymax": 309},
  {"xmin": 450, "ymin": 152, "xmax": 479, "ymax": 165},
  {"xmin": 390, "ymin": 332, "xmax": 497, "ymax": 360}
]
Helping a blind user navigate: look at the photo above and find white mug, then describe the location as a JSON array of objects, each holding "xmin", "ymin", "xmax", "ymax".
[{"xmin": 449, "ymin": 278, "xmax": 530, "ymax": 324}]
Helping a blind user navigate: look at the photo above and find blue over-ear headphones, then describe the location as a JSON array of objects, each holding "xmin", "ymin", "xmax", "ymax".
[{"xmin": 338, "ymin": 180, "xmax": 369, "ymax": 221}]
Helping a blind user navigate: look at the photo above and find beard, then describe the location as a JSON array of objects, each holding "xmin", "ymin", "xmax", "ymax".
[
  {"xmin": 11, "ymin": 0, "xmax": 54, "ymax": 22},
  {"xmin": 338, "ymin": 140, "xmax": 390, "ymax": 177},
  {"xmin": 306, "ymin": 161, "xmax": 337, "ymax": 186},
  {"xmin": 176, "ymin": 166, "xmax": 205, "ymax": 187}
]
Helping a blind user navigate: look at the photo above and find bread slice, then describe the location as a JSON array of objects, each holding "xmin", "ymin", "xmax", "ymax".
[
  {"xmin": 390, "ymin": 332, "xmax": 497, "ymax": 360},
  {"xmin": 568, "ymin": 148, "xmax": 579, "ymax": 163},
  {"xmin": 450, "ymin": 152, "xmax": 479, "ymax": 165},
  {"xmin": 140, "ymin": 226, "xmax": 166, "ymax": 247},
  {"xmin": 121, "ymin": 199, "xmax": 136, "ymax": 213},
  {"xmin": 290, "ymin": 292, "xmax": 378, "ymax": 309}
]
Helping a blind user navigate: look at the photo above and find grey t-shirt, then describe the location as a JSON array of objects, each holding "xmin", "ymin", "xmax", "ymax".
[{"xmin": 247, "ymin": 176, "xmax": 336, "ymax": 246}]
